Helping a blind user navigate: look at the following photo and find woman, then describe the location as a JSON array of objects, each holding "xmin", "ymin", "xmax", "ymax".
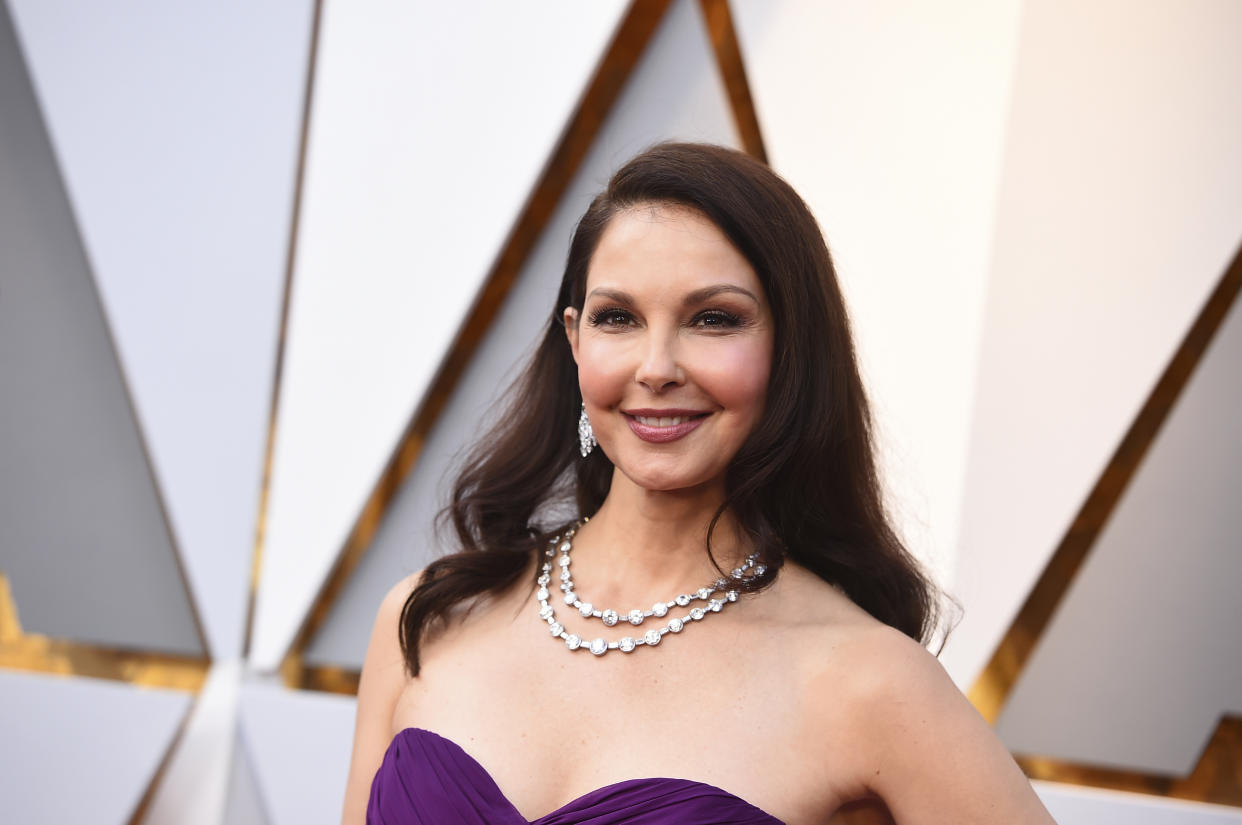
[{"xmin": 342, "ymin": 143, "xmax": 1055, "ymax": 824}]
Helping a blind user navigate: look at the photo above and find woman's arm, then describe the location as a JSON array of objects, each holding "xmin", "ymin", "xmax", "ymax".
[
  {"xmin": 339, "ymin": 573, "xmax": 420, "ymax": 825},
  {"xmin": 835, "ymin": 626, "xmax": 1056, "ymax": 825}
]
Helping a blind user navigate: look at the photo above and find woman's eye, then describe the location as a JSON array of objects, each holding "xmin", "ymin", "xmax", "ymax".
[
  {"xmin": 693, "ymin": 310, "xmax": 742, "ymax": 328},
  {"xmin": 587, "ymin": 307, "xmax": 634, "ymax": 328}
]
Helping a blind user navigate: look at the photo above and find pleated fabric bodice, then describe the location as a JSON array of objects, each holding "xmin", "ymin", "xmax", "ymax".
[{"xmin": 366, "ymin": 727, "xmax": 786, "ymax": 825}]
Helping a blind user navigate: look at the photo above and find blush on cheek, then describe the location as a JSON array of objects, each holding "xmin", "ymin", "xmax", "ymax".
[
  {"xmin": 575, "ymin": 350, "xmax": 628, "ymax": 411},
  {"xmin": 702, "ymin": 348, "xmax": 771, "ymax": 410}
]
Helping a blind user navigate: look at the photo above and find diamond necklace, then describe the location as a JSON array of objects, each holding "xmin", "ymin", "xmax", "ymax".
[
  {"xmin": 534, "ymin": 521, "xmax": 766, "ymax": 657},
  {"xmin": 560, "ymin": 524, "xmax": 760, "ymax": 627}
]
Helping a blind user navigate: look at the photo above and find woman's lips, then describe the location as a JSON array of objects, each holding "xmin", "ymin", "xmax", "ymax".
[{"xmin": 623, "ymin": 411, "xmax": 709, "ymax": 443}]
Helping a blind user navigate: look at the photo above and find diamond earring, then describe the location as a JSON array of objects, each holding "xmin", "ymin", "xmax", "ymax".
[{"xmin": 577, "ymin": 402, "xmax": 597, "ymax": 457}]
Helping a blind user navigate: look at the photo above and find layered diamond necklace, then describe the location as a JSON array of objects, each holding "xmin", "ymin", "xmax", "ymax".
[{"xmin": 535, "ymin": 520, "xmax": 765, "ymax": 657}]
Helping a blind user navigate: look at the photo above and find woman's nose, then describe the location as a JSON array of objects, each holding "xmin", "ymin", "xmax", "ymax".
[{"xmin": 634, "ymin": 331, "xmax": 685, "ymax": 392}]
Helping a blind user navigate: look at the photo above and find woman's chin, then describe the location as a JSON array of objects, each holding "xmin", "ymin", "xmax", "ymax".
[{"xmin": 614, "ymin": 463, "xmax": 722, "ymax": 497}]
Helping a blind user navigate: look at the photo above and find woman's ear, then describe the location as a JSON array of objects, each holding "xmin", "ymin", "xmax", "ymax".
[{"xmin": 563, "ymin": 307, "xmax": 580, "ymax": 364}]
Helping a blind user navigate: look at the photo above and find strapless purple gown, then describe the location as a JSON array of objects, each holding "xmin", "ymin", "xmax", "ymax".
[{"xmin": 367, "ymin": 727, "xmax": 785, "ymax": 824}]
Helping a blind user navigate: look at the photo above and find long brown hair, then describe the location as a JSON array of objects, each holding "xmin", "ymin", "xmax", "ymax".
[{"xmin": 399, "ymin": 142, "xmax": 939, "ymax": 675}]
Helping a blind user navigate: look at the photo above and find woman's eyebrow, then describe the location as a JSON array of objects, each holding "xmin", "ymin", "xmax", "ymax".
[
  {"xmin": 682, "ymin": 284, "xmax": 760, "ymax": 306},
  {"xmin": 584, "ymin": 284, "xmax": 759, "ymax": 306},
  {"xmin": 584, "ymin": 287, "xmax": 634, "ymax": 304}
]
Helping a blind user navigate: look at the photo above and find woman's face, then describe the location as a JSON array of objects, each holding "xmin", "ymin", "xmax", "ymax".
[{"xmin": 566, "ymin": 203, "xmax": 774, "ymax": 494}]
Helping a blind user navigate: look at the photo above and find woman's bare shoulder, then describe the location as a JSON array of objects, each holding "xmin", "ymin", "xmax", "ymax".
[
  {"xmin": 339, "ymin": 570, "xmax": 424, "ymax": 825},
  {"xmin": 775, "ymin": 565, "xmax": 952, "ymax": 738},
  {"xmin": 765, "ymin": 562, "xmax": 934, "ymax": 667},
  {"xmin": 779, "ymin": 570, "xmax": 1054, "ymax": 824},
  {"xmin": 380, "ymin": 570, "xmax": 423, "ymax": 617},
  {"xmin": 762, "ymin": 561, "xmax": 891, "ymax": 641},
  {"xmin": 364, "ymin": 570, "xmax": 425, "ymax": 698}
]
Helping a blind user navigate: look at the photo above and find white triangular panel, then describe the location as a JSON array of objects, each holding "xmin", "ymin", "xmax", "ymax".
[
  {"xmin": 8, "ymin": 0, "xmax": 316, "ymax": 660},
  {"xmin": 141, "ymin": 661, "xmax": 243, "ymax": 825},
  {"xmin": 252, "ymin": 1, "xmax": 629, "ymax": 669},
  {"xmin": 732, "ymin": 0, "xmax": 1025, "ymax": 597},
  {"xmin": 946, "ymin": 0, "xmax": 1242, "ymax": 686},
  {"xmin": 305, "ymin": 0, "xmax": 741, "ymax": 668},
  {"xmin": 0, "ymin": 670, "xmax": 191, "ymax": 825},
  {"xmin": 238, "ymin": 683, "xmax": 356, "ymax": 825}
]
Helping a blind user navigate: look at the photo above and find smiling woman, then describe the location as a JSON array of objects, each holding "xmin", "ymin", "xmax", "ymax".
[
  {"xmin": 568, "ymin": 203, "xmax": 774, "ymax": 494},
  {"xmin": 341, "ymin": 143, "xmax": 1057, "ymax": 825}
]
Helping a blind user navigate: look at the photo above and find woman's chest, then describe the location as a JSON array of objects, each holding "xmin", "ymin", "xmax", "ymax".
[{"xmin": 389, "ymin": 621, "xmax": 856, "ymax": 823}]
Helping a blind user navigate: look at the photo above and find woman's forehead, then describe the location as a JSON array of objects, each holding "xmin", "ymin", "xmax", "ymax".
[{"xmin": 585, "ymin": 204, "xmax": 761, "ymax": 300}]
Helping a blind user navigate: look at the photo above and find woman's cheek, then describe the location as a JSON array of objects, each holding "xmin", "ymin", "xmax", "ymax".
[
  {"xmin": 576, "ymin": 339, "xmax": 629, "ymax": 408},
  {"xmin": 699, "ymin": 344, "xmax": 771, "ymax": 408}
]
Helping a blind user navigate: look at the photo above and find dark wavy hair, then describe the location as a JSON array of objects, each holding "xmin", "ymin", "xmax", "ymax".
[{"xmin": 399, "ymin": 142, "xmax": 939, "ymax": 675}]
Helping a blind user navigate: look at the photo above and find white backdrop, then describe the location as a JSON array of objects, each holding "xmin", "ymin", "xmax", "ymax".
[{"xmin": 1, "ymin": 1, "xmax": 1239, "ymax": 822}]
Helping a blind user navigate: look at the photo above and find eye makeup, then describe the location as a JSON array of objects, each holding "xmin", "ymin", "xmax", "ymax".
[
  {"xmin": 584, "ymin": 303, "xmax": 753, "ymax": 331},
  {"xmin": 691, "ymin": 309, "xmax": 744, "ymax": 328},
  {"xmin": 586, "ymin": 305, "xmax": 633, "ymax": 327}
]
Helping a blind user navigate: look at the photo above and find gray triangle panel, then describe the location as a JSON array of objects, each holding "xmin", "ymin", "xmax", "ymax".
[
  {"xmin": 998, "ymin": 276, "xmax": 1242, "ymax": 775},
  {"xmin": 0, "ymin": 0, "xmax": 202, "ymax": 656}
]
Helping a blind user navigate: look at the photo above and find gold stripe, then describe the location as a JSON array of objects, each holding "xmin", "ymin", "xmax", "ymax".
[
  {"xmin": 0, "ymin": 570, "xmax": 19, "ymax": 643},
  {"xmin": 969, "ymin": 242, "xmax": 1242, "ymax": 807},
  {"xmin": 0, "ymin": 573, "xmax": 208, "ymax": 691},
  {"xmin": 1017, "ymin": 716, "xmax": 1242, "ymax": 808},
  {"xmin": 294, "ymin": 662, "xmax": 360, "ymax": 696},
  {"xmin": 697, "ymin": 0, "xmax": 768, "ymax": 162},
  {"xmin": 970, "ymin": 240, "xmax": 1242, "ymax": 723},
  {"xmin": 276, "ymin": 0, "xmax": 676, "ymax": 688},
  {"xmin": 241, "ymin": 0, "xmax": 326, "ymax": 659}
]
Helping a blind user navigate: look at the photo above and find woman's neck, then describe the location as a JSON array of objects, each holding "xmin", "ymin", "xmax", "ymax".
[{"xmin": 566, "ymin": 470, "xmax": 751, "ymax": 608}]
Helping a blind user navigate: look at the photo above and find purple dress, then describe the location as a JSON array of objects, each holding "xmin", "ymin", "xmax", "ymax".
[{"xmin": 367, "ymin": 727, "xmax": 785, "ymax": 824}]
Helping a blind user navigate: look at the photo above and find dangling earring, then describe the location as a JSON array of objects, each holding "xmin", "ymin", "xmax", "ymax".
[{"xmin": 578, "ymin": 402, "xmax": 597, "ymax": 457}]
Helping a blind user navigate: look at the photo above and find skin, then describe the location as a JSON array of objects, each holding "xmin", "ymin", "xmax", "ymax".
[{"xmin": 341, "ymin": 204, "xmax": 1056, "ymax": 825}]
